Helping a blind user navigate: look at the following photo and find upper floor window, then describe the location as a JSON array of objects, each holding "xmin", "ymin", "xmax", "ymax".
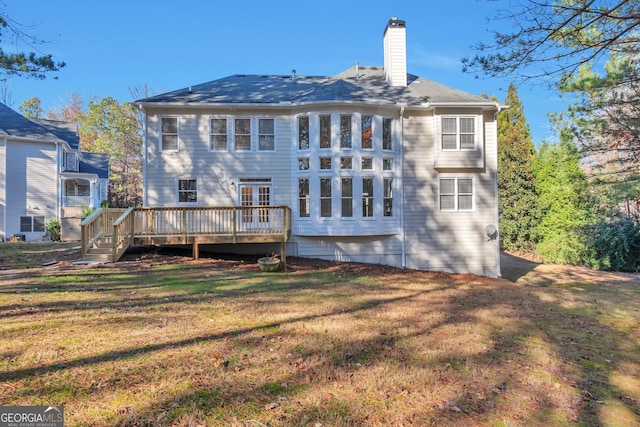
[
  {"xmin": 442, "ymin": 116, "xmax": 476, "ymax": 150},
  {"xmin": 440, "ymin": 178, "xmax": 474, "ymax": 211},
  {"xmin": 298, "ymin": 157, "xmax": 310, "ymax": 170},
  {"xmin": 299, "ymin": 178, "xmax": 310, "ymax": 217},
  {"xmin": 178, "ymin": 178, "xmax": 197, "ymax": 204},
  {"xmin": 210, "ymin": 118, "xmax": 228, "ymax": 151},
  {"xmin": 298, "ymin": 117, "xmax": 310, "ymax": 150},
  {"xmin": 235, "ymin": 118, "xmax": 251, "ymax": 151},
  {"xmin": 161, "ymin": 117, "xmax": 178, "ymax": 151},
  {"xmin": 340, "ymin": 115, "xmax": 352, "ymax": 148},
  {"xmin": 319, "ymin": 115, "xmax": 331, "ymax": 149},
  {"xmin": 258, "ymin": 118, "xmax": 275, "ymax": 151},
  {"xmin": 382, "ymin": 118, "xmax": 393, "ymax": 150},
  {"xmin": 361, "ymin": 115, "xmax": 373, "ymax": 149}
]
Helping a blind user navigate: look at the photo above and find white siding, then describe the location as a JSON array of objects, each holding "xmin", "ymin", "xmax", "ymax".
[
  {"xmin": 401, "ymin": 110, "xmax": 499, "ymax": 276},
  {"xmin": 0, "ymin": 140, "xmax": 5, "ymax": 238},
  {"xmin": 144, "ymin": 110, "xmax": 291, "ymax": 208},
  {"xmin": 5, "ymin": 140, "xmax": 58, "ymax": 241},
  {"xmin": 290, "ymin": 235, "xmax": 403, "ymax": 267}
]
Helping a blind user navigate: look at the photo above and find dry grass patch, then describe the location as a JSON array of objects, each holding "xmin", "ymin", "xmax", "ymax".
[{"xmin": 0, "ymin": 244, "xmax": 639, "ymax": 426}]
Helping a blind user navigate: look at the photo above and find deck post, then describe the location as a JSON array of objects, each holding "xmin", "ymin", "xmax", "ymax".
[
  {"xmin": 193, "ymin": 237, "xmax": 200, "ymax": 259},
  {"xmin": 232, "ymin": 208, "xmax": 237, "ymax": 244}
]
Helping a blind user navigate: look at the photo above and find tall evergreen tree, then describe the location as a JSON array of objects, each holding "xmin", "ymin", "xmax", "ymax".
[
  {"xmin": 18, "ymin": 96, "xmax": 43, "ymax": 118},
  {"xmin": 497, "ymin": 83, "xmax": 539, "ymax": 252}
]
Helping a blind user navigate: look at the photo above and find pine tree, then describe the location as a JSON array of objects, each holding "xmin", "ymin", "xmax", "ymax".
[{"xmin": 497, "ymin": 83, "xmax": 539, "ymax": 252}]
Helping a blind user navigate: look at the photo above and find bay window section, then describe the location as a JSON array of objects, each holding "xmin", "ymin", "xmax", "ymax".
[
  {"xmin": 362, "ymin": 178, "xmax": 374, "ymax": 218},
  {"xmin": 235, "ymin": 118, "xmax": 251, "ymax": 151},
  {"xmin": 258, "ymin": 118, "xmax": 275, "ymax": 151},
  {"xmin": 298, "ymin": 178, "xmax": 310, "ymax": 218},
  {"xmin": 209, "ymin": 118, "xmax": 227, "ymax": 151},
  {"xmin": 298, "ymin": 116, "xmax": 310, "ymax": 150},
  {"xmin": 361, "ymin": 115, "xmax": 373, "ymax": 149},
  {"xmin": 341, "ymin": 178, "xmax": 353, "ymax": 218},
  {"xmin": 320, "ymin": 178, "xmax": 332, "ymax": 217},
  {"xmin": 319, "ymin": 115, "xmax": 331, "ymax": 149},
  {"xmin": 340, "ymin": 115, "xmax": 352, "ymax": 148},
  {"xmin": 161, "ymin": 117, "xmax": 178, "ymax": 151}
]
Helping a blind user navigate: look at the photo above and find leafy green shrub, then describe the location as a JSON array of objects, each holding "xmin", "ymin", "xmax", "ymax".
[
  {"xmin": 47, "ymin": 219, "xmax": 61, "ymax": 241},
  {"xmin": 81, "ymin": 205, "xmax": 94, "ymax": 219},
  {"xmin": 536, "ymin": 229, "xmax": 597, "ymax": 267},
  {"xmin": 590, "ymin": 214, "xmax": 640, "ymax": 272}
]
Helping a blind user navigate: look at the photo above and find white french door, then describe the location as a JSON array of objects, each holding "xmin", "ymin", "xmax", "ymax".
[{"xmin": 239, "ymin": 184, "xmax": 271, "ymax": 231}]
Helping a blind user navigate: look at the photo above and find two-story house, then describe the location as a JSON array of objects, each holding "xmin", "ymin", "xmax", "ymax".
[
  {"xmin": 0, "ymin": 103, "xmax": 109, "ymax": 241},
  {"xmin": 135, "ymin": 18, "xmax": 505, "ymax": 276}
]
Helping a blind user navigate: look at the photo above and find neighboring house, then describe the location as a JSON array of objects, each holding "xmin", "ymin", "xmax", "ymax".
[
  {"xmin": 135, "ymin": 18, "xmax": 505, "ymax": 276},
  {"xmin": 0, "ymin": 103, "xmax": 109, "ymax": 241}
]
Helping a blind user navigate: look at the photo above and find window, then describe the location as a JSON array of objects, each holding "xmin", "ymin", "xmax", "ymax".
[
  {"xmin": 161, "ymin": 117, "xmax": 178, "ymax": 151},
  {"xmin": 20, "ymin": 216, "xmax": 45, "ymax": 233},
  {"xmin": 340, "ymin": 115, "xmax": 352, "ymax": 148},
  {"xmin": 341, "ymin": 178, "xmax": 353, "ymax": 218},
  {"xmin": 299, "ymin": 178, "xmax": 310, "ymax": 217},
  {"xmin": 235, "ymin": 118, "xmax": 251, "ymax": 151},
  {"xmin": 178, "ymin": 179, "xmax": 197, "ymax": 203},
  {"xmin": 440, "ymin": 178, "xmax": 474, "ymax": 211},
  {"xmin": 340, "ymin": 157, "xmax": 352, "ymax": 169},
  {"xmin": 258, "ymin": 118, "xmax": 275, "ymax": 150},
  {"xmin": 361, "ymin": 115, "xmax": 373, "ymax": 149},
  {"xmin": 362, "ymin": 157, "xmax": 373, "ymax": 170},
  {"xmin": 382, "ymin": 117, "xmax": 392, "ymax": 150},
  {"xmin": 298, "ymin": 117, "xmax": 310, "ymax": 150},
  {"xmin": 320, "ymin": 157, "xmax": 332, "ymax": 170},
  {"xmin": 210, "ymin": 118, "xmax": 227, "ymax": 151},
  {"xmin": 384, "ymin": 178, "xmax": 393, "ymax": 217},
  {"xmin": 383, "ymin": 158, "xmax": 393, "ymax": 171},
  {"xmin": 298, "ymin": 158, "xmax": 310, "ymax": 170},
  {"xmin": 441, "ymin": 116, "xmax": 476, "ymax": 150},
  {"xmin": 362, "ymin": 178, "xmax": 374, "ymax": 217},
  {"xmin": 319, "ymin": 115, "xmax": 331, "ymax": 149},
  {"xmin": 320, "ymin": 178, "xmax": 332, "ymax": 217}
]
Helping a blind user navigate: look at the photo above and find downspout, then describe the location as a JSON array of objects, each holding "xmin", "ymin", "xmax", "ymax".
[
  {"xmin": 56, "ymin": 141, "xmax": 62, "ymax": 221},
  {"xmin": 494, "ymin": 103, "xmax": 508, "ymax": 278},
  {"xmin": 399, "ymin": 107, "xmax": 406, "ymax": 268},
  {"xmin": 138, "ymin": 104, "xmax": 148, "ymax": 207}
]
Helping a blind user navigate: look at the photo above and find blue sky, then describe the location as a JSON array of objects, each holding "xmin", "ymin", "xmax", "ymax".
[{"xmin": 3, "ymin": 0, "xmax": 566, "ymax": 145}]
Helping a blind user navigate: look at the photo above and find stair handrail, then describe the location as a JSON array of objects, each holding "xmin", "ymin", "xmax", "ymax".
[
  {"xmin": 80, "ymin": 208, "xmax": 105, "ymax": 258},
  {"xmin": 112, "ymin": 207, "xmax": 135, "ymax": 261}
]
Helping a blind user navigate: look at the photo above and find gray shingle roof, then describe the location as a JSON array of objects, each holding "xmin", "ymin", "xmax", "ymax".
[
  {"xmin": 31, "ymin": 118, "xmax": 80, "ymax": 151},
  {"xmin": 79, "ymin": 152, "xmax": 109, "ymax": 179},
  {"xmin": 0, "ymin": 102, "xmax": 68, "ymax": 143},
  {"xmin": 136, "ymin": 66, "xmax": 490, "ymax": 106}
]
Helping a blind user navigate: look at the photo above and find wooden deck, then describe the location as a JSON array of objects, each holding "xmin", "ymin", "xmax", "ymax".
[{"xmin": 80, "ymin": 206, "xmax": 291, "ymax": 265}]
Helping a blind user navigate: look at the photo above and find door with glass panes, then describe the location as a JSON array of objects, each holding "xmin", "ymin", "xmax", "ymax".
[{"xmin": 238, "ymin": 183, "xmax": 271, "ymax": 231}]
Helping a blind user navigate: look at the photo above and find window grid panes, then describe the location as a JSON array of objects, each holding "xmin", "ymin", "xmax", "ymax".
[
  {"xmin": 20, "ymin": 216, "xmax": 45, "ymax": 233},
  {"xmin": 440, "ymin": 178, "xmax": 473, "ymax": 211},
  {"xmin": 258, "ymin": 118, "xmax": 275, "ymax": 150},
  {"xmin": 340, "ymin": 157, "xmax": 352, "ymax": 169},
  {"xmin": 319, "ymin": 115, "xmax": 331, "ymax": 149},
  {"xmin": 161, "ymin": 117, "xmax": 178, "ymax": 151},
  {"xmin": 178, "ymin": 179, "xmax": 197, "ymax": 203},
  {"xmin": 299, "ymin": 178, "xmax": 310, "ymax": 217},
  {"xmin": 341, "ymin": 178, "xmax": 353, "ymax": 218},
  {"xmin": 384, "ymin": 178, "xmax": 393, "ymax": 217},
  {"xmin": 298, "ymin": 158, "xmax": 310, "ymax": 170},
  {"xmin": 361, "ymin": 115, "xmax": 373, "ymax": 149},
  {"xmin": 235, "ymin": 118, "xmax": 251, "ymax": 151},
  {"xmin": 382, "ymin": 118, "xmax": 392, "ymax": 150},
  {"xmin": 298, "ymin": 116, "xmax": 310, "ymax": 150},
  {"xmin": 320, "ymin": 178, "xmax": 332, "ymax": 217},
  {"xmin": 320, "ymin": 157, "xmax": 332, "ymax": 170},
  {"xmin": 362, "ymin": 178, "xmax": 374, "ymax": 218},
  {"xmin": 383, "ymin": 158, "xmax": 393, "ymax": 171},
  {"xmin": 210, "ymin": 118, "xmax": 227, "ymax": 151},
  {"xmin": 340, "ymin": 115, "xmax": 352, "ymax": 148},
  {"xmin": 442, "ymin": 116, "xmax": 475, "ymax": 150},
  {"xmin": 362, "ymin": 157, "xmax": 373, "ymax": 170}
]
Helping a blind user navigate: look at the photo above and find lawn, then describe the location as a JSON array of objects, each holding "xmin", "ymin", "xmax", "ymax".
[{"xmin": 1, "ymin": 243, "xmax": 639, "ymax": 426}]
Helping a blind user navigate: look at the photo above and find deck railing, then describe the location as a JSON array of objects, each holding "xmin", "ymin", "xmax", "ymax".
[{"xmin": 81, "ymin": 206, "xmax": 291, "ymax": 261}]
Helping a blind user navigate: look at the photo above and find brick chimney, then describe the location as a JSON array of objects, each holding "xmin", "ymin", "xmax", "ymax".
[{"xmin": 383, "ymin": 17, "xmax": 407, "ymax": 87}]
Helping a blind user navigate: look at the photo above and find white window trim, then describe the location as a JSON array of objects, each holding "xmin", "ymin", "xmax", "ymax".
[
  {"xmin": 360, "ymin": 114, "xmax": 374, "ymax": 151},
  {"xmin": 440, "ymin": 115, "xmax": 479, "ymax": 151},
  {"xmin": 233, "ymin": 116, "xmax": 252, "ymax": 151},
  {"xmin": 439, "ymin": 177, "xmax": 475, "ymax": 212},
  {"xmin": 177, "ymin": 177, "xmax": 198, "ymax": 205},
  {"xmin": 257, "ymin": 117, "xmax": 276, "ymax": 151},
  {"xmin": 209, "ymin": 116, "xmax": 229, "ymax": 152},
  {"xmin": 160, "ymin": 116, "xmax": 179, "ymax": 152},
  {"xmin": 297, "ymin": 115, "xmax": 311, "ymax": 151}
]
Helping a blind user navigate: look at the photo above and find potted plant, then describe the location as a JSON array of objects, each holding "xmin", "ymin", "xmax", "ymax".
[{"xmin": 257, "ymin": 254, "xmax": 281, "ymax": 272}]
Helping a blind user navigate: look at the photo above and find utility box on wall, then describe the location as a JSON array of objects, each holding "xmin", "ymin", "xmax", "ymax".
[{"xmin": 61, "ymin": 206, "xmax": 83, "ymax": 241}]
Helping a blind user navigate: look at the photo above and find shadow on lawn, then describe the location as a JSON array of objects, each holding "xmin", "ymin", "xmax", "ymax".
[{"xmin": 1, "ymin": 262, "xmax": 639, "ymax": 426}]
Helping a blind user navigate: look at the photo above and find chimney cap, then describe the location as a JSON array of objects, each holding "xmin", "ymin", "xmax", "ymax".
[{"xmin": 384, "ymin": 17, "xmax": 406, "ymax": 35}]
